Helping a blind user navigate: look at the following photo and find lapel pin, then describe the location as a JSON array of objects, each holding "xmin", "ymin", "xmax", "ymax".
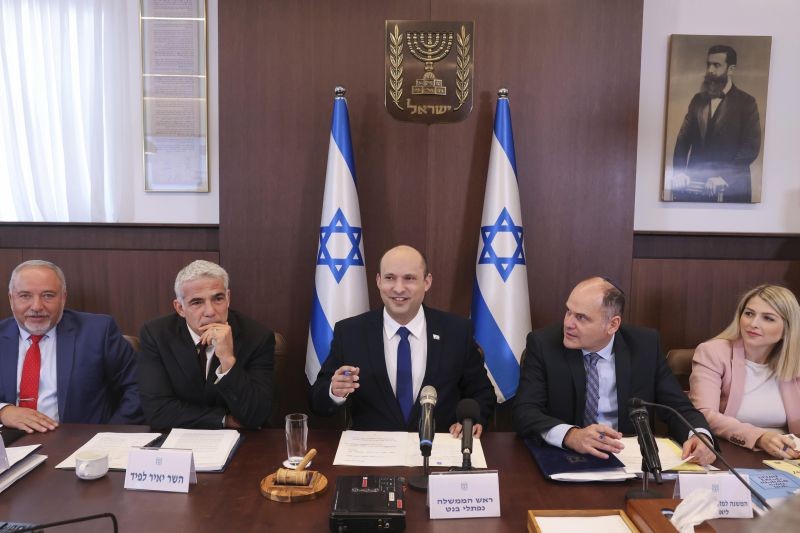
[{"xmin": 432, "ymin": 334, "xmax": 440, "ymax": 340}]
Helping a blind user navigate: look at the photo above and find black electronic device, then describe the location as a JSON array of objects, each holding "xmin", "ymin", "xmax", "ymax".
[{"xmin": 329, "ymin": 475, "xmax": 406, "ymax": 532}]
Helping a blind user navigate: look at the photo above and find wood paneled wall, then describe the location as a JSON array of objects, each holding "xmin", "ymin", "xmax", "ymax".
[
  {"xmin": 0, "ymin": 225, "xmax": 219, "ymax": 336},
  {"xmin": 218, "ymin": 0, "xmax": 643, "ymax": 423},
  {"xmin": 630, "ymin": 234, "xmax": 800, "ymax": 353}
]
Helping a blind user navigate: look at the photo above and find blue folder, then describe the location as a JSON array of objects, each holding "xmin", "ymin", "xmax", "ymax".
[{"xmin": 523, "ymin": 438, "xmax": 626, "ymax": 478}]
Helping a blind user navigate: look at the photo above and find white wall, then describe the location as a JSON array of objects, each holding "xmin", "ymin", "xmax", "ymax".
[
  {"xmin": 117, "ymin": 0, "xmax": 219, "ymax": 224},
  {"xmin": 635, "ymin": 0, "xmax": 800, "ymax": 233}
]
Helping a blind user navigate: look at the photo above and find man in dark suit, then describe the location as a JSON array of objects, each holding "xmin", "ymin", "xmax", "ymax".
[
  {"xmin": 1, "ymin": 260, "xmax": 142, "ymax": 433},
  {"xmin": 311, "ymin": 245, "xmax": 496, "ymax": 436},
  {"xmin": 671, "ymin": 44, "xmax": 761, "ymax": 203},
  {"xmin": 138, "ymin": 260, "xmax": 274, "ymax": 430},
  {"xmin": 513, "ymin": 277, "xmax": 715, "ymax": 465}
]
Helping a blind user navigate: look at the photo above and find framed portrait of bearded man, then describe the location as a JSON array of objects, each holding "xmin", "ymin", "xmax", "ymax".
[{"xmin": 662, "ymin": 35, "xmax": 771, "ymax": 203}]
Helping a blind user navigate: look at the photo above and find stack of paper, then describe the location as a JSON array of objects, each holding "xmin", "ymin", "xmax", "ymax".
[
  {"xmin": 332, "ymin": 431, "xmax": 487, "ymax": 468},
  {"xmin": 0, "ymin": 445, "xmax": 46, "ymax": 493},
  {"xmin": 161, "ymin": 429, "xmax": 241, "ymax": 472},
  {"xmin": 56, "ymin": 432, "xmax": 162, "ymax": 470},
  {"xmin": 618, "ymin": 437, "xmax": 707, "ymax": 476}
]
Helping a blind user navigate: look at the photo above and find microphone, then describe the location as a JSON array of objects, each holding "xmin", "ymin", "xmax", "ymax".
[
  {"xmin": 628, "ymin": 402, "xmax": 663, "ymax": 484},
  {"xmin": 456, "ymin": 398, "xmax": 480, "ymax": 470},
  {"xmin": 629, "ymin": 397, "xmax": 772, "ymax": 511},
  {"xmin": 418, "ymin": 385, "xmax": 437, "ymax": 458}
]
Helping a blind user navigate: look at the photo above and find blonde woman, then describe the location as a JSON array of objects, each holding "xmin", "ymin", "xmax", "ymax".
[{"xmin": 690, "ymin": 284, "xmax": 800, "ymax": 458}]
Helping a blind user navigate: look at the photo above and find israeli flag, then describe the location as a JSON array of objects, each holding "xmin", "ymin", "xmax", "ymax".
[
  {"xmin": 471, "ymin": 89, "xmax": 532, "ymax": 402},
  {"xmin": 306, "ymin": 87, "xmax": 369, "ymax": 385}
]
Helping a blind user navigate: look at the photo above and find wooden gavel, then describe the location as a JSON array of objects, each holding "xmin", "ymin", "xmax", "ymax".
[{"xmin": 274, "ymin": 449, "xmax": 317, "ymax": 486}]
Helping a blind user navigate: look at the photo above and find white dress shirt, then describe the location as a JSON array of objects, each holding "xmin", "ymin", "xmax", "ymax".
[
  {"xmin": 0, "ymin": 326, "xmax": 60, "ymax": 421},
  {"xmin": 381, "ymin": 306, "xmax": 427, "ymax": 401},
  {"xmin": 329, "ymin": 306, "xmax": 428, "ymax": 405}
]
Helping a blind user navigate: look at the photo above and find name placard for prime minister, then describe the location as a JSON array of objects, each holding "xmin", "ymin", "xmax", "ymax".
[{"xmin": 385, "ymin": 20, "xmax": 474, "ymax": 123}]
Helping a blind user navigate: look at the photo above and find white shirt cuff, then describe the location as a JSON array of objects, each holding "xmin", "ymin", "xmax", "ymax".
[
  {"xmin": 328, "ymin": 383, "xmax": 347, "ymax": 405},
  {"xmin": 543, "ymin": 424, "xmax": 575, "ymax": 449}
]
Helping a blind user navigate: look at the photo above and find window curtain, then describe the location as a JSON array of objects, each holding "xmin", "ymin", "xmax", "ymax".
[{"xmin": 0, "ymin": 0, "xmax": 141, "ymax": 222}]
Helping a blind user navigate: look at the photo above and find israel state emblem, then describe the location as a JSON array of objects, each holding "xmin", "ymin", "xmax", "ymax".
[{"xmin": 385, "ymin": 20, "xmax": 474, "ymax": 123}]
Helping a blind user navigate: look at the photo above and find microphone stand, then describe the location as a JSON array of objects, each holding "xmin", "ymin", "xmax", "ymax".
[
  {"xmin": 626, "ymin": 459, "xmax": 663, "ymax": 500},
  {"xmin": 409, "ymin": 456, "xmax": 429, "ymax": 491},
  {"xmin": 636, "ymin": 399, "xmax": 772, "ymax": 511}
]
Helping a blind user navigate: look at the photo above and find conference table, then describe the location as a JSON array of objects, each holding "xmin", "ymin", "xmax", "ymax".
[{"xmin": 0, "ymin": 425, "xmax": 769, "ymax": 532}]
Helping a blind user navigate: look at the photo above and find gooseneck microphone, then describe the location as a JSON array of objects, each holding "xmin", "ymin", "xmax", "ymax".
[
  {"xmin": 629, "ymin": 397, "xmax": 772, "ymax": 511},
  {"xmin": 629, "ymin": 404, "xmax": 663, "ymax": 483},
  {"xmin": 418, "ymin": 385, "xmax": 438, "ymax": 458},
  {"xmin": 410, "ymin": 386, "xmax": 437, "ymax": 492},
  {"xmin": 455, "ymin": 398, "xmax": 480, "ymax": 471}
]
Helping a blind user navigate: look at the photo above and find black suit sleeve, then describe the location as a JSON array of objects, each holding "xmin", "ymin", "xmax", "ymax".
[
  {"xmin": 512, "ymin": 330, "xmax": 569, "ymax": 441},
  {"xmin": 138, "ymin": 323, "xmax": 227, "ymax": 429},
  {"xmin": 215, "ymin": 331, "xmax": 274, "ymax": 429},
  {"xmin": 309, "ymin": 324, "xmax": 345, "ymax": 417},
  {"xmin": 459, "ymin": 330, "xmax": 496, "ymax": 426}
]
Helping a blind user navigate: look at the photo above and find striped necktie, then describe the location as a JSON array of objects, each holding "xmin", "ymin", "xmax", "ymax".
[{"xmin": 583, "ymin": 352, "xmax": 601, "ymax": 426}]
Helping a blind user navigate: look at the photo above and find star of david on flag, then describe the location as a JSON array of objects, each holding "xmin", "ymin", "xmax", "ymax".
[
  {"xmin": 478, "ymin": 207, "xmax": 525, "ymax": 282},
  {"xmin": 306, "ymin": 88, "xmax": 369, "ymax": 385},
  {"xmin": 471, "ymin": 89, "xmax": 532, "ymax": 402},
  {"xmin": 317, "ymin": 208, "xmax": 364, "ymax": 283}
]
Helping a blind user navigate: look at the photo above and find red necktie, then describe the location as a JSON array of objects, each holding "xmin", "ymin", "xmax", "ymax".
[{"xmin": 19, "ymin": 335, "xmax": 44, "ymax": 410}]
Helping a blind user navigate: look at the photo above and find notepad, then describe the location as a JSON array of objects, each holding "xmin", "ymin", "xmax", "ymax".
[{"xmin": 160, "ymin": 428, "xmax": 241, "ymax": 472}]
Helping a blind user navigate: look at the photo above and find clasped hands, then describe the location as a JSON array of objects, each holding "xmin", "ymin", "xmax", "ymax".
[
  {"xmin": 330, "ymin": 365, "xmax": 482, "ymax": 438},
  {"xmin": 564, "ymin": 423, "xmax": 715, "ymax": 465}
]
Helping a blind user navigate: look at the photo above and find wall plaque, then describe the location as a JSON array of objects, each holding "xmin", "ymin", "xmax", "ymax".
[{"xmin": 385, "ymin": 20, "xmax": 474, "ymax": 123}]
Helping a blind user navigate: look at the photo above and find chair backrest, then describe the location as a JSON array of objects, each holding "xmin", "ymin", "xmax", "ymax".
[
  {"xmin": 123, "ymin": 335, "xmax": 140, "ymax": 353},
  {"xmin": 666, "ymin": 348, "xmax": 695, "ymax": 391}
]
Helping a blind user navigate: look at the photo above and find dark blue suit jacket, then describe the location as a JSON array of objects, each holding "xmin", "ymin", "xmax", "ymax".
[
  {"xmin": 0, "ymin": 309, "xmax": 143, "ymax": 424},
  {"xmin": 311, "ymin": 306, "xmax": 497, "ymax": 431}
]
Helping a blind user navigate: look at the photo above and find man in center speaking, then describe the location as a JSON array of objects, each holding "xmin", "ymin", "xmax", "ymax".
[{"xmin": 311, "ymin": 245, "xmax": 496, "ymax": 436}]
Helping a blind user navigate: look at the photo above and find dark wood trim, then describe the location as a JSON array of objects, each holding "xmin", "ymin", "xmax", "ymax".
[
  {"xmin": 633, "ymin": 232, "xmax": 800, "ymax": 260},
  {"xmin": 0, "ymin": 223, "xmax": 219, "ymax": 251}
]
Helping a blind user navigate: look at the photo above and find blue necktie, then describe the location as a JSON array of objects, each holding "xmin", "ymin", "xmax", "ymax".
[
  {"xmin": 583, "ymin": 352, "xmax": 601, "ymax": 426},
  {"xmin": 396, "ymin": 327, "xmax": 413, "ymax": 423}
]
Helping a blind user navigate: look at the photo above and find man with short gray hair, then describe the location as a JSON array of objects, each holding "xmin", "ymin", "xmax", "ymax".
[
  {"xmin": 138, "ymin": 260, "xmax": 275, "ymax": 429},
  {"xmin": 1, "ymin": 260, "xmax": 142, "ymax": 432}
]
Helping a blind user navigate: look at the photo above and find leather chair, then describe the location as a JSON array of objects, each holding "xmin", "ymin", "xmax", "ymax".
[
  {"xmin": 123, "ymin": 335, "xmax": 140, "ymax": 353},
  {"xmin": 666, "ymin": 348, "xmax": 695, "ymax": 391}
]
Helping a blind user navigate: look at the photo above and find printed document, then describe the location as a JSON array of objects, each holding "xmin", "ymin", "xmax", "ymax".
[
  {"xmin": 56, "ymin": 433, "xmax": 161, "ymax": 470},
  {"xmin": 333, "ymin": 431, "xmax": 487, "ymax": 468}
]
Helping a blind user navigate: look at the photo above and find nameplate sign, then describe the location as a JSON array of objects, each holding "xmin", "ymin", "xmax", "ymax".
[
  {"xmin": 676, "ymin": 472, "xmax": 752, "ymax": 518},
  {"xmin": 124, "ymin": 447, "xmax": 197, "ymax": 493},
  {"xmin": 428, "ymin": 470, "xmax": 500, "ymax": 519}
]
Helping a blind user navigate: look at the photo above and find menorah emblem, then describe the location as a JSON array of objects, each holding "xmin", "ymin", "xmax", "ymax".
[
  {"xmin": 406, "ymin": 31, "xmax": 454, "ymax": 95},
  {"xmin": 385, "ymin": 20, "xmax": 473, "ymax": 123}
]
